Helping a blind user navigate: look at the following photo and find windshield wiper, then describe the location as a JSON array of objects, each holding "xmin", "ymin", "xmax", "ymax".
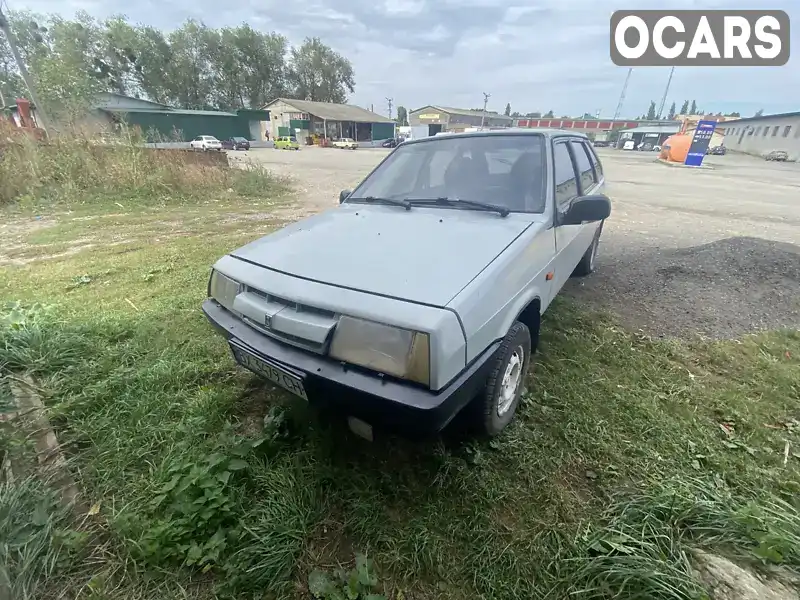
[
  {"xmin": 350, "ymin": 196, "xmax": 411, "ymax": 210},
  {"xmin": 405, "ymin": 197, "xmax": 509, "ymax": 217}
]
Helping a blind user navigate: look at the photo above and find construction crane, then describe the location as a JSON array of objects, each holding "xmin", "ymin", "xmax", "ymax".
[
  {"xmin": 612, "ymin": 68, "xmax": 632, "ymax": 124},
  {"xmin": 657, "ymin": 67, "xmax": 675, "ymax": 119}
]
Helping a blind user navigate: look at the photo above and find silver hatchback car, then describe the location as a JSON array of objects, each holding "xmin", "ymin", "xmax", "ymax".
[{"xmin": 204, "ymin": 130, "xmax": 611, "ymax": 438}]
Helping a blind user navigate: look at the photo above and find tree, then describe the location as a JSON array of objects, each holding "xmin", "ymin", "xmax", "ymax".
[
  {"xmin": 396, "ymin": 105, "xmax": 407, "ymax": 126},
  {"xmin": 754, "ymin": 109, "xmax": 763, "ymax": 117},
  {"xmin": 725, "ymin": 111, "xmax": 741, "ymax": 118},
  {"xmin": 526, "ymin": 111, "xmax": 541, "ymax": 118},
  {"xmin": 679, "ymin": 100, "xmax": 689, "ymax": 114},
  {"xmin": 667, "ymin": 102, "xmax": 676, "ymax": 119},
  {"xmin": 504, "ymin": 102, "xmax": 511, "ymax": 116},
  {"xmin": 4, "ymin": 11, "xmax": 111, "ymax": 124},
  {"xmin": 646, "ymin": 100, "xmax": 656, "ymax": 120},
  {"xmin": 288, "ymin": 37, "xmax": 354, "ymax": 104},
  {"xmin": 543, "ymin": 110, "xmax": 554, "ymax": 118},
  {"xmin": 689, "ymin": 100, "xmax": 697, "ymax": 114},
  {"xmin": 1, "ymin": 10, "xmax": 352, "ymax": 124}
]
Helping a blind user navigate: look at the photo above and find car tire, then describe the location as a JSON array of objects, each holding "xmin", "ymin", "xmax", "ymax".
[
  {"xmin": 573, "ymin": 222, "xmax": 603, "ymax": 277},
  {"xmin": 471, "ymin": 321, "xmax": 531, "ymax": 437}
]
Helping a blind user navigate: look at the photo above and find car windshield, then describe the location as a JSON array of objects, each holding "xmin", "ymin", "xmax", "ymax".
[
  {"xmin": 289, "ymin": 137, "xmax": 297, "ymax": 142},
  {"xmin": 348, "ymin": 134, "xmax": 547, "ymax": 213},
  {"xmin": 232, "ymin": 137, "xmax": 247, "ymax": 142}
]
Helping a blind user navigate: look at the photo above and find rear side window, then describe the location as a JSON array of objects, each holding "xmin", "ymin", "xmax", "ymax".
[
  {"xmin": 570, "ymin": 140, "xmax": 596, "ymax": 193},
  {"xmin": 585, "ymin": 143, "xmax": 604, "ymax": 180},
  {"xmin": 553, "ymin": 141, "xmax": 579, "ymax": 208}
]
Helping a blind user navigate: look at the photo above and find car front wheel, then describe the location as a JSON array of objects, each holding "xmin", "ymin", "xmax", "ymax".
[{"xmin": 470, "ymin": 321, "xmax": 531, "ymax": 436}]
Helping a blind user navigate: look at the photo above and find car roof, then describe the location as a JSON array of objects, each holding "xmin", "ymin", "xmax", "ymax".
[{"xmin": 400, "ymin": 128, "xmax": 588, "ymax": 147}]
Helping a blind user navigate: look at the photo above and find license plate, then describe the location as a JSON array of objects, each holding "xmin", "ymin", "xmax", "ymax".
[{"xmin": 229, "ymin": 342, "xmax": 308, "ymax": 401}]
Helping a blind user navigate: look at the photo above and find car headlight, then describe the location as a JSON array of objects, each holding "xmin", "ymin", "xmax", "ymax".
[
  {"xmin": 329, "ymin": 316, "xmax": 430, "ymax": 386},
  {"xmin": 209, "ymin": 270, "xmax": 241, "ymax": 312}
]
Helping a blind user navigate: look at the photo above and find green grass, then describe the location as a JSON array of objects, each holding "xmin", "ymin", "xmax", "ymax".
[{"xmin": 1, "ymin": 195, "xmax": 799, "ymax": 599}]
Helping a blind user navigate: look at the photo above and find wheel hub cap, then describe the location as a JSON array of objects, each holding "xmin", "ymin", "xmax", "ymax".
[{"xmin": 498, "ymin": 346, "xmax": 524, "ymax": 417}]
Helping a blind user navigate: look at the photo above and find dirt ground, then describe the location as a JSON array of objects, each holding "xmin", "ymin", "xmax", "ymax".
[{"xmin": 238, "ymin": 146, "xmax": 800, "ymax": 339}]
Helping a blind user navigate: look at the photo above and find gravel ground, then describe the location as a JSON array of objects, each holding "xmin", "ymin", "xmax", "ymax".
[{"xmin": 241, "ymin": 146, "xmax": 800, "ymax": 339}]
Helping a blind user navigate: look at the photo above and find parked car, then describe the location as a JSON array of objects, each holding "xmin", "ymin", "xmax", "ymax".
[
  {"xmin": 706, "ymin": 145, "xmax": 726, "ymax": 155},
  {"xmin": 638, "ymin": 142, "xmax": 654, "ymax": 152},
  {"xmin": 592, "ymin": 140, "xmax": 610, "ymax": 148},
  {"xmin": 189, "ymin": 135, "xmax": 222, "ymax": 151},
  {"xmin": 381, "ymin": 138, "xmax": 402, "ymax": 148},
  {"xmin": 222, "ymin": 137, "xmax": 251, "ymax": 151},
  {"xmin": 274, "ymin": 136, "xmax": 300, "ymax": 150},
  {"xmin": 203, "ymin": 130, "xmax": 611, "ymax": 439},
  {"xmin": 765, "ymin": 150, "xmax": 788, "ymax": 162},
  {"xmin": 333, "ymin": 137, "xmax": 359, "ymax": 150}
]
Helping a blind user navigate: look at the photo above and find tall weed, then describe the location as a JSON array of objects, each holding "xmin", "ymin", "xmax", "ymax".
[{"xmin": 0, "ymin": 126, "xmax": 286, "ymax": 208}]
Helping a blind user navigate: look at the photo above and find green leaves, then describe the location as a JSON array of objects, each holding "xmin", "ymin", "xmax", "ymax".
[
  {"xmin": 132, "ymin": 436, "xmax": 261, "ymax": 570},
  {"xmin": 3, "ymin": 10, "xmax": 355, "ymax": 113},
  {"xmin": 308, "ymin": 554, "xmax": 385, "ymax": 600}
]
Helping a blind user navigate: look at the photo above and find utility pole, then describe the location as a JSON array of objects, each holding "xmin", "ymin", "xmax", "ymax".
[
  {"xmin": 385, "ymin": 97, "xmax": 393, "ymax": 120},
  {"xmin": 0, "ymin": 5, "xmax": 52, "ymax": 134},
  {"xmin": 656, "ymin": 66, "xmax": 675, "ymax": 120},
  {"xmin": 480, "ymin": 92, "xmax": 490, "ymax": 130}
]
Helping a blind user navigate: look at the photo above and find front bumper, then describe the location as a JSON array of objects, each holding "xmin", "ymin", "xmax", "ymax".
[{"xmin": 202, "ymin": 299, "xmax": 498, "ymax": 436}]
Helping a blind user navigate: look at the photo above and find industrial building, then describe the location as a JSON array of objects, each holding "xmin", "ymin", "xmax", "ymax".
[
  {"xmin": 720, "ymin": 111, "xmax": 800, "ymax": 161},
  {"xmin": 616, "ymin": 123, "xmax": 681, "ymax": 148},
  {"xmin": 514, "ymin": 117, "xmax": 677, "ymax": 141},
  {"xmin": 90, "ymin": 93, "xmax": 269, "ymax": 142},
  {"xmin": 262, "ymin": 98, "xmax": 396, "ymax": 144},
  {"xmin": 409, "ymin": 106, "xmax": 513, "ymax": 135}
]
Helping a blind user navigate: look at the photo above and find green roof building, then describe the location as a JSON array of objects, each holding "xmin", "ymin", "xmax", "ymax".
[{"xmin": 91, "ymin": 93, "xmax": 270, "ymax": 142}]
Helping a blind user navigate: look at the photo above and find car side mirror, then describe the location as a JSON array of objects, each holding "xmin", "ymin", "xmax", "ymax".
[
  {"xmin": 339, "ymin": 189, "xmax": 352, "ymax": 204},
  {"xmin": 560, "ymin": 194, "xmax": 611, "ymax": 226}
]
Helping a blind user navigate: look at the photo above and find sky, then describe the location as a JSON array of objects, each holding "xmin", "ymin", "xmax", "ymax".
[{"xmin": 7, "ymin": 0, "xmax": 799, "ymax": 119}]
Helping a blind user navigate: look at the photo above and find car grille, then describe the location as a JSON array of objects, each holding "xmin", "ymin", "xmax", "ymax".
[{"xmin": 239, "ymin": 286, "xmax": 338, "ymax": 354}]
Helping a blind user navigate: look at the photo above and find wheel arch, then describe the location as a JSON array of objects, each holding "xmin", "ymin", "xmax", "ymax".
[{"xmin": 502, "ymin": 292, "xmax": 542, "ymax": 353}]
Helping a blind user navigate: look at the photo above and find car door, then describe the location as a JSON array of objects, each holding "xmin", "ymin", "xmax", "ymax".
[{"xmin": 549, "ymin": 138, "xmax": 600, "ymax": 299}]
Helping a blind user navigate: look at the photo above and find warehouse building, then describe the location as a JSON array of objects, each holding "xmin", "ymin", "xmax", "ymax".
[
  {"xmin": 616, "ymin": 123, "xmax": 681, "ymax": 148},
  {"xmin": 90, "ymin": 93, "xmax": 269, "ymax": 142},
  {"xmin": 720, "ymin": 111, "xmax": 800, "ymax": 160},
  {"xmin": 409, "ymin": 105, "xmax": 513, "ymax": 135},
  {"xmin": 262, "ymin": 98, "xmax": 396, "ymax": 144}
]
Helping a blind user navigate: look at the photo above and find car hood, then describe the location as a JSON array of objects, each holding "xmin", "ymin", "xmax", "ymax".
[{"xmin": 229, "ymin": 204, "xmax": 536, "ymax": 306}]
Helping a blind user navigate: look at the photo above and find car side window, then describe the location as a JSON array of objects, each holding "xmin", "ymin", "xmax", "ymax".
[
  {"xmin": 570, "ymin": 140, "xmax": 596, "ymax": 193},
  {"xmin": 553, "ymin": 141, "xmax": 579, "ymax": 209},
  {"xmin": 585, "ymin": 143, "xmax": 603, "ymax": 180}
]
